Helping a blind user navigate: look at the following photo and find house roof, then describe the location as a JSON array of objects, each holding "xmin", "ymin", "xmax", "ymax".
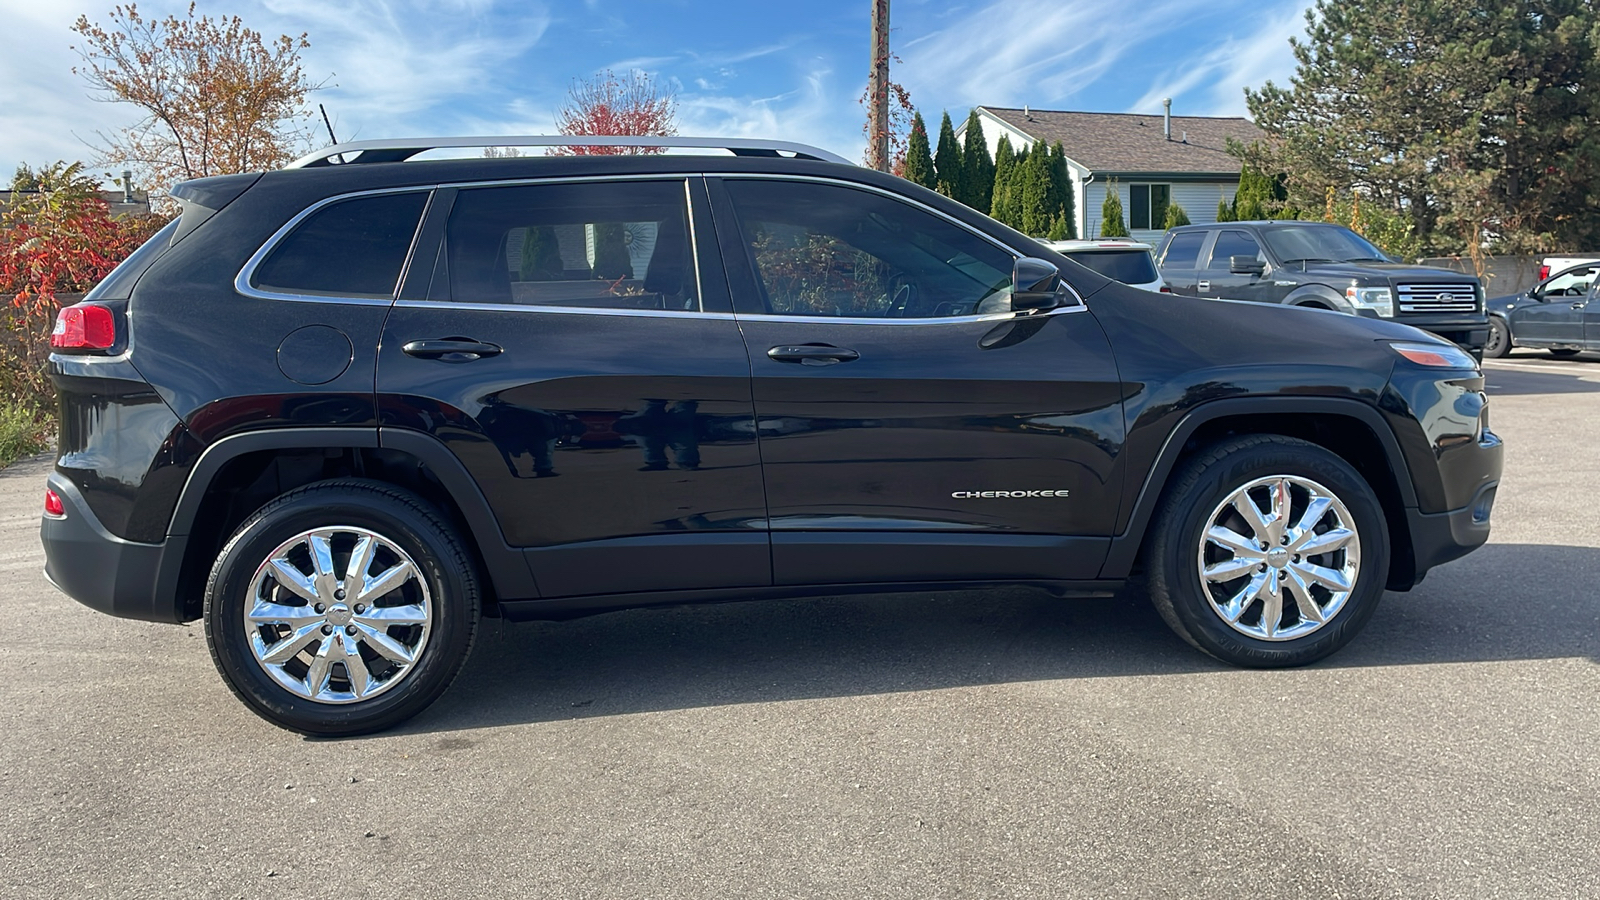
[{"xmin": 979, "ymin": 107, "xmax": 1264, "ymax": 176}]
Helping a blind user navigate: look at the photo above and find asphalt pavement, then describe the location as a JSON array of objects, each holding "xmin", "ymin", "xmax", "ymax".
[{"xmin": 1, "ymin": 349, "xmax": 1596, "ymax": 899}]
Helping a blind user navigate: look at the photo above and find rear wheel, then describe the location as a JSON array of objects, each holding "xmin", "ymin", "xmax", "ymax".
[
  {"xmin": 1483, "ymin": 317, "xmax": 1511, "ymax": 358},
  {"xmin": 204, "ymin": 480, "xmax": 479, "ymax": 736},
  {"xmin": 1145, "ymin": 435, "xmax": 1389, "ymax": 667}
]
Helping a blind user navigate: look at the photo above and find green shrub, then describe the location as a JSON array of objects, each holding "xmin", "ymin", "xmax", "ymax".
[
  {"xmin": 0, "ymin": 403, "xmax": 46, "ymax": 468},
  {"xmin": 1100, "ymin": 183, "xmax": 1129, "ymax": 237},
  {"xmin": 1163, "ymin": 203, "xmax": 1191, "ymax": 228}
]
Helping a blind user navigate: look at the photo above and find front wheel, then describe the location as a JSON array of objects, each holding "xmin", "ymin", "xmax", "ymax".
[
  {"xmin": 203, "ymin": 480, "xmax": 480, "ymax": 736},
  {"xmin": 1483, "ymin": 317, "xmax": 1511, "ymax": 358},
  {"xmin": 1145, "ymin": 435, "xmax": 1389, "ymax": 667}
]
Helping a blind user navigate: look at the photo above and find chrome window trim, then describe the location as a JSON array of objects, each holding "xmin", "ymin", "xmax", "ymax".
[
  {"xmin": 234, "ymin": 185, "xmax": 437, "ymax": 306},
  {"xmin": 387, "ymin": 300, "xmax": 1083, "ymax": 324}
]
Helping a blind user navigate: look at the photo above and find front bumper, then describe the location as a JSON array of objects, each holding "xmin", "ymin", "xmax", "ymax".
[
  {"xmin": 1404, "ymin": 480, "xmax": 1497, "ymax": 585},
  {"xmin": 1394, "ymin": 314, "xmax": 1490, "ymax": 352},
  {"xmin": 40, "ymin": 471, "xmax": 183, "ymax": 624}
]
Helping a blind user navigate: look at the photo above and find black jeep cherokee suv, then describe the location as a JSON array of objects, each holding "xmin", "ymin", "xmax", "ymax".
[
  {"xmin": 1157, "ymin": 221, "xmax": 1490, "ymax": 357},
  {"xmin": 40, "ymin": 137, "xmax": 1502, "ymax": 736}
]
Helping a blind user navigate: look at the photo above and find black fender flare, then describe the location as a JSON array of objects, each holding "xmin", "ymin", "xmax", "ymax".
[
  {"xmin": 157, "ymin": 427, "xmax": 537, "ymax": 618},
  {"xmin": 1283, "ymin": 284, "xmax": 1351, "ymax": 312},
  {"xmin": 1099, "ymin": 396, "xmax": 1416, "ymax": 578}
]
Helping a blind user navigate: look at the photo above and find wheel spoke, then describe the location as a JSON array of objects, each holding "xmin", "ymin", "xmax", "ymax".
[
  {"xmin": 355, "ymin": 603, "xmax": 429, "ymax": 626},
  {"xmin": 343, "ymin": 535, "xmax": 376, "ymax": 598},
  {"xmin": 1217, "ymin": 570, "xmax": 1269, "ymax": 623},
  {"xmin": 267, "ymin": 559, "xmax": 320, "ymax": 604},
  {"xmin": 1282, "ymin": 566, "xmax": 1325, "ymax": 624},
  {"xmin": 1269, "ymin": 478, "xmax": 1293, "ymax": 542},
  {"xmin": 1203, "ymin": 556, "xmax": 1262, "ymax": 583},
  {"xmin": 303, "ymin": 633, "xmax": 337, "ymax": 698},
  {"xmin": 355, "ymin": 623, "xmax": 417, "ymax": 666},
  {"xmin": 1232, "ymin": 492, "xmax": 1273, "ymax": 539},
  {"xmin": 334, "ymin": 632, "xmax": 371, "ymax": 699},
  {"xmin": 1206, "ymin": 525, "xmax": 1262, "ymax": 558},
  {"xmin": 1294, "ymin": 560, "xmax": 1352, "ymax": 593},
  {"xmin": 247, "ymin": 601, "xmax": 322, "ymax": 627},
  {"xmin": 259, "ymin": 622, "xmax": 324, "ymax": 664},
  {"xmin": 1292, "ymin": 496, "xmax": 1333, "ymax": 538},
  {"xmin": 1297, "ymin": 527, "xmax": 1355, "ymax": 557},
  {"xmin": 307, "ymin": 534, "xmax": 341, "ymax": 602},
  {"xmin": 359, "ymin": 561, "xmax": 416, "ymax": 604},
  {"xmin": 1259, "ymin": 570, "xmax": 1285, "ymax": 638}
]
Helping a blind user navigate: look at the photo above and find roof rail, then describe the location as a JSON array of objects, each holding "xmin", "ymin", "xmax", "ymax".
[{"xmin": 286, "ymin": 135, "xmax": 854, "ymax": 168}]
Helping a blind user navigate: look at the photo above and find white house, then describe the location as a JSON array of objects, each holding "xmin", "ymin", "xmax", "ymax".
[{"xmin": 975, "ymin": 105, "xmax": 1265, "ymax": 243}]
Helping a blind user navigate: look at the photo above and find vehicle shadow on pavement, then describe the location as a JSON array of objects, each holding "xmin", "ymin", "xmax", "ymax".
[
  {"xmin": 390, "ymin": 541, "xmax": 1599, "ymax": 736},
  {"xmin": 1484, "ymin": 366, "xmax": 1600, "ymax": 395}
]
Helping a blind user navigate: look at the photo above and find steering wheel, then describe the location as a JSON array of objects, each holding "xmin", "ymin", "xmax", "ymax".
[{"xmin": 887, "ymin": 280, "xmax": 915, "ymax": 317}]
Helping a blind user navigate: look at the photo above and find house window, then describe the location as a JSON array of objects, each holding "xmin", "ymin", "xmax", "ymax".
[{"xmin": 1129, "ymin": 184, "xmax": 1171, "ymax": 230}]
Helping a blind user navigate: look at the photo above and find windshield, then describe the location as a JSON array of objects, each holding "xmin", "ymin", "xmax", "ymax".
[
  {"xmin": 1063, "ymin": 249, "xmax": 1158, "ymax": 285},
  {"xmin": 1260, "ymin": 225, "xmax": 1388, "ymax": 264}
]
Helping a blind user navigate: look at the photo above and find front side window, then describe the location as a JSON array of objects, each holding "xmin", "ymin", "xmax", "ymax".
[
  {"xmin": 1129, "ymin": 184, "xmax": 1171, "ymax": 230},
  {"xmin": 446, "ymin": 180, "xmax": 697, "ymax": 311},
  {"xmin": 724, "ymin": 180, "xmax": 1014, "ymax": 318},
  {"xmin": 252, "ymin": 192, "xmax": 428, "ymax": 298},
  {"xmin": 1541, "ymin": 266, "xmax": 1596, "ymax": 297},
  {"xmin": 1208, "ymin": 230, "xmax": 1263, "ymax": 270}
]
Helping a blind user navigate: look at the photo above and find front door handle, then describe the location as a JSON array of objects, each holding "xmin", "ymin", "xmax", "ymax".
[
  {"xmin": 767, "ymin": 344, "xmax": 860, "ymax": 365},
  {"xmin": 402, "ymin": 339, "xmax": 503, "ymax": 361},
  {"xmin": 1197, "ymin": 279, "xmax": 1211, "ymax": 292}
]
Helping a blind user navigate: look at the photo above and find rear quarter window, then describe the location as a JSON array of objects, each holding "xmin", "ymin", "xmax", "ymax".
[
  {"xmin": 250, "ymin": 191, "xmax": 429, "ymax": 298},
  {"xmin": 1063, "ymin": 249, "xmax": 1158, "ymax": 285}
]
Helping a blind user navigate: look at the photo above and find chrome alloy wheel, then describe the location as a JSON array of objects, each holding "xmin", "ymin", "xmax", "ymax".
[
  {"xmin": 1196, "ymin": 475, "xmax": 1361, "ymax": 641},
  {"xmin": 244, "ymin": 527, "xmax": 432, "ymax": 704}
]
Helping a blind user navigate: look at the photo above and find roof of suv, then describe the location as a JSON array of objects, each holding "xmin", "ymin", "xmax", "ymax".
[{"xmin": 1168, "ymin": 220, "xmax": 1347, "ymax": 232}]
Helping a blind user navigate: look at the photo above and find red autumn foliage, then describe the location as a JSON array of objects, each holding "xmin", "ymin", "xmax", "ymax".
[{"xmin": 553, "ymin": 70, "xmax": 678, "ymax": 155}]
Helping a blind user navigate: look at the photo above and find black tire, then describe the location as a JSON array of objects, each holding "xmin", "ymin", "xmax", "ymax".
[
  {"xmin": 1550, "ymin": 348, "xmax": 1581, "ymax": 358},
  {"xmin": 204, "ymin": 479, "xmax": 479, "ymax": 736},
  {"xmin": 1483, "ymin": 317, "xmax": 1511, "ymax": 358},
  {"xmin": 1144, "ymin": 435, "xmax": 1389, "ymax": 668}
]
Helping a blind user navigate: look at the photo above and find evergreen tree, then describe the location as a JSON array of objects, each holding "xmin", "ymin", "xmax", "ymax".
[
  {"xmin": 1047, "ymin": 212, "xmax": 1069, "ymax": 240},
  {"xmin": 1100, "ymin": 182, "xmax": 1129, "ymax": 237},
  {"xmin": 960, "ymin": 109, "xmax": 995, "ymax": 212},
  {"xmin": 1049, "ymin": 142, "xmax": 1076, "ymax": 239},
  {"xmin": 1017, "ymin": 146, "xmax": 1055, "ymax": 236},
  {"xmin": 933, "ymin": 111, "xmax": 964, "ymax": 200},
  {"xmin": 901, "ymin": 111, "xmax": 937, "ymax": 190},
  {"xmin": 519, "ymin": 226, "xmax": 563, "ymax": 281},
  {"xmin": 1162, "ymin": 203, "xmax": 1191, "ymax": 229},
  {"xmin": 990, "ymin": 134, "xmax": 1016, "ymax": 224},
  {"xmin": 1217, "ymin": 198, "xmax": 1236, "ymax": 222},
  {"xmin": 590, "ymin": 223, "xmax": 633, "ymax": 279}
]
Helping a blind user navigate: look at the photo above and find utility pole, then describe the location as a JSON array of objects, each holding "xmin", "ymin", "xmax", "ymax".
[{"xmin": 867, "ymin": 0, "xmax": 890, "ymax": 171}]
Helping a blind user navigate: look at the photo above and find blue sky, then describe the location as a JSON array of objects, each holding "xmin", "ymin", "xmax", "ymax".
[{"xmin": 0, "ymin": 0, "xmax": 1310, "ymax": 184}]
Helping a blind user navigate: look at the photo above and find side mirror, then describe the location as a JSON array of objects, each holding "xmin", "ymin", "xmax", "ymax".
[
  {"xmin": 1230, "ymin": 255, "xmax": 1266, "ymax": 276},
  {"xmin": 1012, "ymin": 257, "xmax": 1063, "ymax": 311}
]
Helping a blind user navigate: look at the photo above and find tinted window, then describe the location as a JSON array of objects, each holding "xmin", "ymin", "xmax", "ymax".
[
  {"xmin": 1064, "ymin": 249, "xmax": 1158, "ymax": 285},
  {"xmin": 446, "ymin": 180, "xmax": 697, "ymax": 311},
  {"xmin": 724, "ymin": 180, "xmax": 1014, "ymax": 318},
  {"xmin": 1208, "ymin": 230, "xmax": 1262, "ymax": 270},
  {"xmin": 1259, "ymin": 225, "xmax": 1385, "ymax": 264},
  {"xmin": 252, "ymin": 192, "xmax": 427, "ymax": 298},
  {"xmin": 1160, "ymin": 231, "xmax": 1205, "ymax": 268}
]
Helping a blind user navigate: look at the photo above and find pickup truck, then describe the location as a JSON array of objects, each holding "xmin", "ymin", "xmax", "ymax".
[{"xmin": 1157, "ymin": 221, "xmax": 1489, "ymax": 357}]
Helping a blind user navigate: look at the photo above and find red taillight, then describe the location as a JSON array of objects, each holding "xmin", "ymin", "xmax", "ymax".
[
  {"xmin": 1160, "ymin": 286, "xmax": 1173, "ymax": 293},
  {"xmin": 1538, "ymin": 264, "xmax": 1550, "ymax": 281},
  {"xmin": 51, "ymin": 303, "xmax": 116, "ymax": 350},
  {"xmin": 44, "ymin": 489, "xmax": 65, "ymax": 518}
]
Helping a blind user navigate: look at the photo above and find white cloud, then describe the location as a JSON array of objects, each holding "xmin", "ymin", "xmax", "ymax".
[
  {"xmin": 675, "ymin": 64, "xmax": 866, "ymax": 163},
  {"xmin": 1131, "ymin": 2, "xmax": 1307, "ymax": 117}
]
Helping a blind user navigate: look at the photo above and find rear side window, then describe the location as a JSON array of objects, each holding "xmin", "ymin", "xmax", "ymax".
[
  {"xmin": 1207, "ymin": 230, "xmax": 1262, "ymax": 270},
  {"xmin": 1063, "ymin": 249, "xmax": 1158, "ymax": 285},
  {"xmin": 1160, "ymin": 232, "xmax": 1205, "ymax": 268},
  {"xmin": 251, "ymin": 192, "xmax": 428, "ymax": 298},
  {"xmin": 444, "ymin": 180, "xmax": 698, "ymax": 311}
]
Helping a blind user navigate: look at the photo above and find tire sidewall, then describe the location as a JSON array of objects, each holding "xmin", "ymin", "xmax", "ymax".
[
  {"xmin": 1484, "ymin": 317, "xmax": 1510, "ymax": 358},
  {"xmin": 1154, "ymin": 440, "xmax": 1389, "ymax": 667},
  {"xmin": 204, "ymin": 486, "xmax": 477, "ymax": 736}
]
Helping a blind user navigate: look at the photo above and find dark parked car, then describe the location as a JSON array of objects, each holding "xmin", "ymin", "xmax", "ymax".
[
  {"xmin": 1156, "ymin": 221, "xmax": 1489, "ymax": 357},
  {"xmin": 1484, "ymin": 262, "xmax": 1598, "ymax": 358},
  {"xmin": 40, "ymin": 137, "xmax": 1502, "ymax": 735}
]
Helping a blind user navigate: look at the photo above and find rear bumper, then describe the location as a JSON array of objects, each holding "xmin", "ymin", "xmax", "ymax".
[{"xmin": 40, "ymin": 472, "xmax": 183, "ymax": 624}]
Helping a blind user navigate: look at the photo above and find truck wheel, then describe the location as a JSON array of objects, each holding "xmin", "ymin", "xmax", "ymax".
[
  {"xmin": 1483, "ymin": 317, "xmax": 1511, "ymax": 358},
  {"xmin": 203, "ymin": 480, "xmax": 479, "ymax": 736},
  {"xmin": 1145, "ymin": 435, "xmax": 1389, "ymax": 668}
]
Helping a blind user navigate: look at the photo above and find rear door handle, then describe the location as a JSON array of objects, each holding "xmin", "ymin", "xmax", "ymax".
[
  {"xmin": 402, "ymin": 339, "xmax": 503, "ymax": 361},
  {"xmin": 1197, "ymin": 280, "xmax": 1211, "ymax": 292},
  {"xmin": 767, "ymin": 344, "xmax": 860, "ymax": 365}
]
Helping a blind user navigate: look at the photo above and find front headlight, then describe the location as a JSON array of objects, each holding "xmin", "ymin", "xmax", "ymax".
[
  {"xmin": 1346, "ymin": 285, "xmax": 1394, "ymax": 317},
  {"xmin": 1390, "ymin": 340, "xmax": 1479, "ymax": 370}
]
